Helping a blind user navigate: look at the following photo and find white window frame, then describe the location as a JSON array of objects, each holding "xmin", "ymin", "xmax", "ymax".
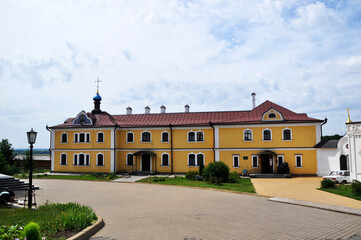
[
  {"xmin": 97, "ymin": 131, "xmax": 104, "ymax": 143},
  {"xmin": 126, "ymin": 131, "xmax": 134, "ymax": 143},
  {"xmin": 243, "ymin": 129, "xmax": 253, "ymax": 142},
  {"xmin": 161, "ymin": 153, "xmax": 170, "ymax": 166},
  {"xmin": 187, "ymin": 152, "xmax": 204, "ymax": 166},
  {"xmin": 197, "ymin": 153, "xmax": 204, "ymax": 166},
  {"xmin": 295, "ymin": 155, "xmax": 302, "ymax": 168},
  {"xmin": 252, "ymin": 155, "xmax": 259, "ymax": 168},
  {"xmin": 61, "ymin": 132, "xmax": 68, "ymax": 143},
  {"xmin": 73, "ymin": 153, "xmax": 90, "ymax": 166},
  {"xmin": 141, "ymin": 130, "xmax": 151, "ymax": 143},
  {"xmin": 262, "ymin": 129, "xmax": 272, "ymax": 141},
  {"xmin": 74, "ymin": 132, "xmax": 90, "ymax": 143},
  {"xmin": 96, "ymin": 153, "xmax": 104, "ymax": 166},
  {"xmin": 187, "ymin": 130, "xmax": 204, "ymax": 142},
  {"xmin": 233, "ymin": 155, "xmax": 240, "ymax": 168},
  {"xmin": 161, "ymin": 131, "xmax": 169, "ymax": 143},
  {"xmin": 282, "ymin": 128, "xmax": 292, "ymax": 141},
  {"xmin": 277, "ymin": 155, "xmax": 284, "ymax": 165},
  {"xmin": 60, "ymin": 152, "xmax": 67, "ymax": 166},
  {"xmin": 126, "ymin": 152, "xmax": 134, "ymax": 166}
]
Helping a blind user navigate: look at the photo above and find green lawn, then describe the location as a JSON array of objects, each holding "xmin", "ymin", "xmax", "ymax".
[
  {"xmin": 137, "ymin": 176, "xmax": 256, "ymax": 193},
  {"xmin": 0, "ymin": 202, "xmax": 97, "ymax": 240},
  {"xmin": 319, "ymin": 184, "xmax": 361, "ymax": 201}
]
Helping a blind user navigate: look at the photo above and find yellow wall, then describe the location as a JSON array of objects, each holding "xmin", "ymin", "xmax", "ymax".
[
  {"xmin": 54, "ymin": 129, "xmax": 112, "ymax": 149},
  {"xmin": 53, "ymin": 150, "xmax": 111, "ymax": 172},
  {"xmin": 219, "ymin": 125, "xmax": 317, "ymax": 148}
]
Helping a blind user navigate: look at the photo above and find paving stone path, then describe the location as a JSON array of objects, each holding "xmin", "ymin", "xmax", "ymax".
[{"xmin": 34, "ymin": 179, "xmax": 361, "ymax": 240}]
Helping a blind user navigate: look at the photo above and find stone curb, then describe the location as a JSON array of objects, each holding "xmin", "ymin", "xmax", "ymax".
[
  {"xmin": 67, "ymin": 216, "xmax": 105, "ymax": 240},
  {"xmin": 268, "ymin": 197, "xmax": 361, "ymax": 217}
]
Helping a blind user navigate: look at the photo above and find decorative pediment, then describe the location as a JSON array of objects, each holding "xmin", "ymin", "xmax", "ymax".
[
  {"xmin": 73, "ymin": 110, "xmax": 93, "ymax": 125},
  {"xmin": 261, "ymin": 108, "xmax": 284, "ymax": 121}
]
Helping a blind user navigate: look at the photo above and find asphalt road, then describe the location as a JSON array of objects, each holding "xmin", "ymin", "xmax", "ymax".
[{"xmin": 33, "ymin": 179, "xmax": 361, "ymax": 240}]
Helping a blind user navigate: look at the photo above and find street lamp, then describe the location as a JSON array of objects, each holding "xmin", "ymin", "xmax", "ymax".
[{"xmin": 26, "ymin": 128, "xmax": 37, "ymax": 209}]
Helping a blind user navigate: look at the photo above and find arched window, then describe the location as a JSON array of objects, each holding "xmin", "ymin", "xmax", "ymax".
[
  {"xmin": 188, "ymin": 154, "xmax": 196, "ymax": 166},
  {"xmin": 162, "ymin": 132, "xmax": 169, "ymax": 142},
  {"xmin": 97, "ymin": 132, "xmax": 104, "ymax": 142},
  {"xmin": 243, "ymin": 129, "xmax": 252, "ymax": 141},
  {"xmin": 126, "ymin": 132, "xmax": 134, "ymax": 143},
  {"xmin": 283, "ymin": 129, "xmax": 292, "ymax": 140},
  {"xmin": 268, "ymin": 113, "xmax": 276, "ymax": 118},
  {"xmin": 61, "ymin": 133, "xmax": 68, "ymax": 143},
  {"xmin": 162, "ymin": 153, "xmax": 169, "ymax": 166},
  {"xmin": 188, "ymin": 131, "xmax": 195, "ymax": 142},
  {"xmin": 141, "ymin": 131, "xmax": 151, "ymax": 142},
  {"xmin": 75, "ymin": 132, "xmax": 90, "ymax": 143},
  {"xmin": 73, "ymin": 153, "xmax": 90, "ymax": 166},
  {"xmin": 263, "ymin": 129, "xmax": 272, "ymax": 141},
  {"xmin": 126, "ymin": 153, "xmax": 133, "ymax": 166},
  {"xmin": 97, "ymin": 153, "xmax": 104, "ymax": 166},
  {"xmin": 197, "ymin": 131, "xmax": 204, "ymax": 141},
  {"xmin": 60, "ymin": 153, "xmax": 67, "ymax": 165}
]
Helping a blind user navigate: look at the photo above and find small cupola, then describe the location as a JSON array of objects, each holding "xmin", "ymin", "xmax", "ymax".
[
  {"xmin": 92, "ymin": 90, "xmax": 102, "ymax": 114},
  {"xmin": 160, "ymin": 105, "xmax": 166, "ymax": 114},
  {"xmin": 126, "ymin": 106, "xmax": 132, "ymax": 115}
]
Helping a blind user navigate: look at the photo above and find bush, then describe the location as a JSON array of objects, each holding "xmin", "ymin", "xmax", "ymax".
[
  {"xmin": 228, "ymin": 171, "xmax": 240, "ymax": 183},
  {"xmin": 351, "ymin": 180, "xmax": 361, "ymax": 196},
  {"xmin": 320, "ymin": 179, "xmax": 336, "ymax": 189},
  {"xmin": 185, "ymin": 171, "xmax": 198, "ymax": 180},
  {"xmin": 0, "ymin": 224, "xmax": 23, "ymax": 240},
  {"xmin": 59, "ymin": 202, "xmax": 97, "ymax": 231},
  {"xmin": 153, "ymin": 177, "xmax": 166, "ymax": 182},
  {"xmin": 24, "ymin": 222, "xmax": 41, "ymax": 240},
  {"xmin": 203, "ymin": 161, "xmax": 230, "ymax": 184}
]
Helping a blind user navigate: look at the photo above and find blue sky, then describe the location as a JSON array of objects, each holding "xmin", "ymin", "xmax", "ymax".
[{"xmin": 1, "ymin": 0, "xmax": 361, "ymax": 148}]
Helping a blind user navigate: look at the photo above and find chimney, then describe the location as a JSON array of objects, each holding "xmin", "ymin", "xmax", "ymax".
[
  {"xmin": 185, "ymin": 104, "xmax": 190, "ymax": 113},
  {"xmin": 145, "ymin": 106, "xmax": 150, "ymax": 114},
  {"xmin": 126, "ymin": 106, "xmax": 132, "ymax": 115},
  {"xmin": 160, "ymin": 105, "xmax": 166, "ymax": 114},
  {"xmin": 251, "ymin": 93, "xmax": 256, "ymax": 109}
]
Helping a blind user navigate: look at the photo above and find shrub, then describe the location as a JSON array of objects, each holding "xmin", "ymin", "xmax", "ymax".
[
  {"xmin": 153, "ymin": 177, "xmax": 166, "ymax": 182},
  {"xmin": 351, "ymin": 180, "xmax": 361, "ymax": 196},
  {"xmin": 203, "ymin": 161, "xmax": 230, "ymax": 184},
  {"xmin": 0, "ymin": 224, "xmax": 23, "ymax": 240},
  {"xmin": 320, "ymin": 179, "xmax": 336, "ymax": 189},
  {"xmin": 185, "ymin": 171, "xmax": 198, "ymax": 180},
  {"xmin": 228, "ymin": 171, "xmax": 240, "ymax": 183},
  {"xmin": 24, "ymin": 222, "xmax": 41, "ymax": 240},
  {"xmin": 59, "ymin": 202, "xmax": 97, "ymax": 231}
]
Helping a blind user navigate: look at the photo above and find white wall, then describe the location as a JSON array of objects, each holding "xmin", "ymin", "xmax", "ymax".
[{"xmin": 316, "ymin": 149, "xmax": 339, "ymax": 176}]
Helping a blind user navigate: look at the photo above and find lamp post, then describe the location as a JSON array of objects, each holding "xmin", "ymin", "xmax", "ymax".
[{"xmin": 27, "ymin": 128, "xmax": 37, "ymax": 209}]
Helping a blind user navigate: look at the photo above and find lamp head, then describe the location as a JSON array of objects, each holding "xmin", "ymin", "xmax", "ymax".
[{"xmin": 27, "ymin": 128, "xmax": 37, "ymax": 144}]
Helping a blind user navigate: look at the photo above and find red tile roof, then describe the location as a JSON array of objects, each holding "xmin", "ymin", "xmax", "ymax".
[{"xmin": 50, "ymin": 100, "xmax": 322, "ymax": 129}]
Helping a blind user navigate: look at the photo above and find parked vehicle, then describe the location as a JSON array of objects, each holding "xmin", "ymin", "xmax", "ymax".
[{"xmin": 322, "ymin": 170, "xmax": 350, "ymax": 184}]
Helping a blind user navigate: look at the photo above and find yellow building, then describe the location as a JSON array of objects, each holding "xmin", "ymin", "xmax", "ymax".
[{"xmin": 48, "ymin": 91, "xmax": 323, "ymax": 175}]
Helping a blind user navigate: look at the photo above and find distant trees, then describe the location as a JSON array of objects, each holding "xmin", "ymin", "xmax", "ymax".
[{"xmin": 321, "ymin": 134, "xmax": 343, "ymax": 141}]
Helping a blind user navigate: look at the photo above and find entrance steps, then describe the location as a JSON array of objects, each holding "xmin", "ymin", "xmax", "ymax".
[{"xmin": 249, "ymin": 173, "xmax": 291, "ymax": 178}]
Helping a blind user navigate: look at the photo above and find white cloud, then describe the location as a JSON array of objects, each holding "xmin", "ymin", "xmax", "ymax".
[{"xmin": 0, "ymin": 0, "xmax": 361, "ymax": 147}]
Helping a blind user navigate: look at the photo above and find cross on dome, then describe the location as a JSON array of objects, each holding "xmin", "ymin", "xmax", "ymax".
[{"xmin": 95, "ymin": 77, "xmax": 102, "ymax": 93}]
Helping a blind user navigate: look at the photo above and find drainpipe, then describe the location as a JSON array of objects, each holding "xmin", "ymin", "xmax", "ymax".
[
  {"xmin": 169, "ymin": 123, "xmax": 174, "ymax": 174},
  {"xmin": 46, "ymin": 125, "xmax": 52, "ymax": 172},
  {"xmin": 320, "ymin": 117, "xmax": 328, "ymax": 140},
  {"xmin": 209, "ymin": 121, "xmax": 215, "ymax": 162},
  {"xmin": 113, "ymin": 124, "xmax": 118, "ymax": 173}
]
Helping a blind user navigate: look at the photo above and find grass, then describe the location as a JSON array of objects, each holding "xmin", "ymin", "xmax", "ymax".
[
  {"xmin": 0, "ymin": 202, "xmax": 97, "ymax": 240},
  {"xmin": 319, "ymin": 184, "xmax": 361, "ymax": 201},
  {"xmin": 137, "ymin": 176, "xmax": 256, "ymax": 193},
  {"xmin": 15, "ymin": 173, "xmax": 118, "ymax": 181}
]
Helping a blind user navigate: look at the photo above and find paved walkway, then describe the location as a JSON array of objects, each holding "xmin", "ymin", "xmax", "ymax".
[
  {"xmin": 251, "ymin": 177, "xmax": 361, "ymax": 209},
  {"xmin": 33, "ymin": 179, "xmax": 361, "ymax": 240}
]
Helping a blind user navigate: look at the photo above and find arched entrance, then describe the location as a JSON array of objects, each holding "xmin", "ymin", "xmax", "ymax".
[
  {"xmin": 132, "ymin": 151, "xmax": 157, "ymax": 172},
  {"xmin": 142, "ymin": 154, "xmax": 151, "ymax": 171},
  {"xmin": 259, "ymin": 151, "xmax": 276, "ymax": 173},
  {"xmin": 340, "ymin": 155, "xmax": 348, "ymax": 170}
]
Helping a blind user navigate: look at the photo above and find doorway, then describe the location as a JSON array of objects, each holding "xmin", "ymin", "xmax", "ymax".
[
  {"xmin": 340, "ymin": 155, "xmax": 348, "ymax": 170},
  {"xmin": 261, "ymin": 154, "xmax": 273, "ymax": 173},
  {"xmin": 141, "ymin": 154, "xmax": 151, "ymax": 171}
]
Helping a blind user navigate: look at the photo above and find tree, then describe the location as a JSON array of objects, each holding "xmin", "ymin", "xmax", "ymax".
[
  {"xmin": 321, "ymin": 134, "xmax": 343, "ymax": 141},
  {"xmin": 0, "ymin": 139, "xmax": 16, "ymax": 166}
]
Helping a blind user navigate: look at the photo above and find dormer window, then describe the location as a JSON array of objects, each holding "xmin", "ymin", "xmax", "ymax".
[
  {"xmin": 268, "ymin": 113, "xmax": 276, "ymax": 118},
  {"xmin": 73, "ymin": 111, "xmax": 93, "ymax": 125}
]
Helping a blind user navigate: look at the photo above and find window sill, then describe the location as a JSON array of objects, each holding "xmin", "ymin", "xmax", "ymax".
[
  {"xmin": 97, "ymin": 142, "xmax": 105, "ymax": 144},
  {"xmin": 233, "ymin": 166, "xmax": 239, "ymax": 168},
  {"xmin": 60, "ymin": 164, "xmax": 67, "ymax": 166},
  {"xmin": 60, "ymin": 142, "xmax": 68, "ymax": 144},
  {"xmin": 187, "ymin": 165, "xmax": 198, "ymax": 167},
  {"xmin": 243, "ymin": 140, "xmax": 253, "ymax": 142},
  {"xmin": 262, "ymin": 140, "xmax": 272, "ymax": 142},
  {"xmin": 161, "ymin": 165, "xmax": 170, "ymax": 167},
  {"xmin": 252, "ymin": 166, "xmax": 259, "ymax": 168},
  {"xmin": 141, "ymin": 141, "xmax": 151, "ymax": 143},
  {"xmin": 73, "ymin": 165, "xmax": 91, "ymax": 167},
  {"xmin": 126, "ymin": 141, "xmax": 134, "ymax": 144},
  {"xmin": 126, "ymin": 165, "xmax": 134, "ymax": 167},
  {"xmin": 282, "ymin": 139, "xmax": 292, "ymax": 141},
  {"xmin": 161, "ymin": 141, "xmax": 170, "ymax": 143},
  {"xmin": 296, "ymin": 166, "xmax": 303, "ymax": 168}
]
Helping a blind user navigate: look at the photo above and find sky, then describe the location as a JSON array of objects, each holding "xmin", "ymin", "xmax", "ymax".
[{"xmin": 1, "ymin": 0, "xmax": 361, "ymax": 149}]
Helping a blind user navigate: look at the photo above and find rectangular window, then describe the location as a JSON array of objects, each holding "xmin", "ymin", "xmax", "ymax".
[
  {"xmin": 233, "ymin": 155, "xmax": 239, "ymax": 168},
  {"xmin": 86, "ymin": 154, "xmax": 90, "ymax": 166},
  {"xmin": 86, "ymin": 133, "xmax": 90, "ymax": 143},
  {"xmin": 61, "ymin": 133, "xmax": 67, "ymax": 143},
  {"xmin": 283, "ymin": 129, "xmax": 291, "ymax": 140},
  {"xmin": 74, "ymin": 134, "xmax": 78, "ymax": 143},
  {"xmin": 263, "ymin": 130, "xmax": 271, "ymax": 141},
  {"xmin": 277, "ymin": 155, "xmax": 284, "ymax": 165},
  {"xmin": 244, "ymin": 130, "xmax": 252, "ymax": 141},
  {"xmin": 188, "ymin": 154, "xmax": 196, "ymax": 166},
  {"xmin": 295, "ymin": 155, "xmax": 302, "ymax": 168},
  {"xmin": 188, "ymin": 132, "xmax": 195, "ymax": 142},
  {"xmin": 162, "ymin": 154, "xmax": 169, "ymax": 166},
  {"xmin": 74, "ymin": 155, "xmax": 78, "ymax": 165},
  {"xmin": 126, "ymin": 132, "xmax": 134, "ymax": 143},
  {"xmin": 162, "ymin": 132, "xmax": 169, "ymax": 142},
  {"xmin": 60, "ymin": 154, "xmax": 67, "ymax": 165},
  {"xmin": 127, "ymin": 154, "xmax": 133, "ymax": 166},
  {"xmin": 252, "ymin": 155, "xmax": 259, "ymax": 168},
  {"xmin": 197, "ymin": 132, "xmax": 204, "ymax": 141},
  {"xmin": 243, "ymin": 156, "xmax": 248, "ymax": 160},
  {"xmin": 97, "ymin": 154, "xmax": 104, "ymax": 166}
]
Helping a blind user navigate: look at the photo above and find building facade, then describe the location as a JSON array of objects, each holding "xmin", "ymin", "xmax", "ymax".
[{"xmin": 48, "ymin": 92, "xmax": 323, "ymax": 175}]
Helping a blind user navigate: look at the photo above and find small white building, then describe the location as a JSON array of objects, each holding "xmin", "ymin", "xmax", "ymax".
[{"xmin": 316, "ymin": 121, "xmax": 361, "ymax": 181}]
